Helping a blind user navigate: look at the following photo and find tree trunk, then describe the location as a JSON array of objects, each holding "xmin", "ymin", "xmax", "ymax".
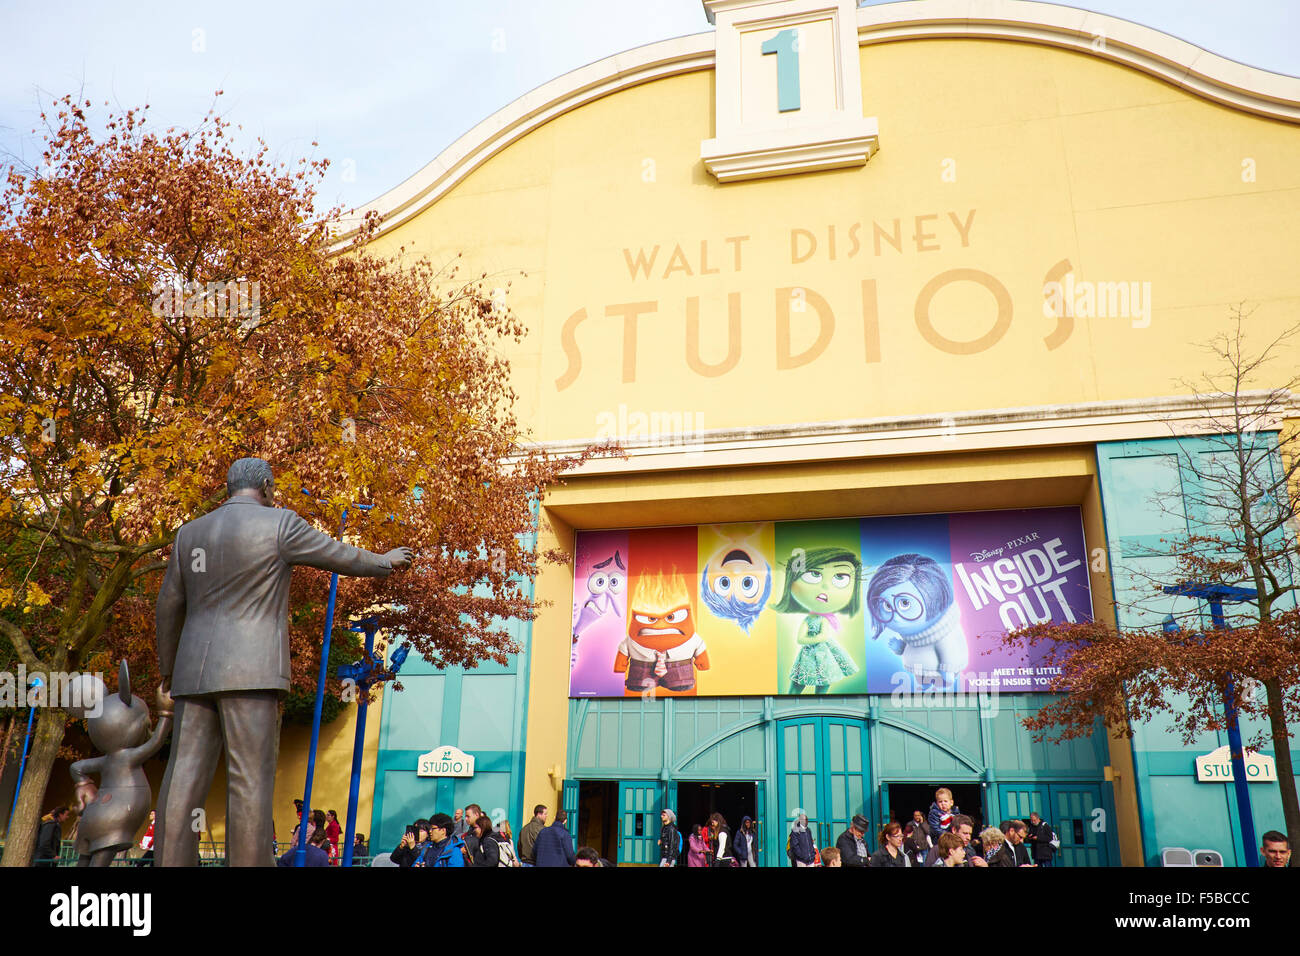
[
  {"xmin": 1263, "ymin": 677, "xmax": 1300, "ymax": 856},
  {"xmin": 0, "ymin": 713, "xmax": 14, "ymax": 835},
  {"xmin": 0, "ymin": 707, "xmax": 68, "ymax": 866}
]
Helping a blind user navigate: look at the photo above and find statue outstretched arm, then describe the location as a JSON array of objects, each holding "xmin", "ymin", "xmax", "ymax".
[{"xmin": 124, "ymin": 713, "xmax": 173, "ymax": 765}]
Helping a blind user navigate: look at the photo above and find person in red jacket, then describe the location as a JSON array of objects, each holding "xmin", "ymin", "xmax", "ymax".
[{"xmin": 325, "ymin": 809, "xmax": 342, "ymax": 865}]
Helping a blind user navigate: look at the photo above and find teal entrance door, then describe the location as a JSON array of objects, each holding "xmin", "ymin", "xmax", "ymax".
[
  {"xmin": 1049, "ymin": 784, "xmax": 1108, "ymax": 867},
  {"xmin": 998, "ymin": 783, "xmax": 1108, "ymax": 866},
  {"xmin": 999, "ymin": 785, "xmax": 1048, "ymax": 826},
  {"xmin": 617, "ymin": 780, "xmax": 661, "ymax": 865},
  {"xmin": 777, "ymin": 717, "xmax": 870, "ymax": 861}
]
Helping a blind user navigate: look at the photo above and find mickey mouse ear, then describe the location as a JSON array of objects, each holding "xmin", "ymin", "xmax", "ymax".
[
  {"xmin": 65, "ymin": 673, "xmax": 106, "ymax": 719},
  {"xmin": 118, "ymin": 659, "xmax": 131, "ymax": 706}
]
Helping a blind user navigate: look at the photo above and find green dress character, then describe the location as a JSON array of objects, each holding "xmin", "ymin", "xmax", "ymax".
[{"xmin": 770, "ymin": 547, "xmax": 863, "ymax": 694}]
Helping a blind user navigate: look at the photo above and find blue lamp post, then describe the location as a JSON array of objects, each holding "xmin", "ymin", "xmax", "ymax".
[
  {"xmin": 1161, "ymin": 582, "xmax": 1260, "ymax": 866},
  {"xmin": 7, "ymin": 675, "xmax": 43, "ymax": 836},
  {"xmin": 293, "ymin": 492, "xmax": 373, "ymax": 867},
  {"xmin": 336, "ymin": 617, "xmax": 410, "ymax": 866}
]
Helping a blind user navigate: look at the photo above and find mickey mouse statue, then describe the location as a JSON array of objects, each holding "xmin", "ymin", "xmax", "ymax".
[{"xmin": 69, "ymin": 661, "xmax": 173, "ymax": 866}]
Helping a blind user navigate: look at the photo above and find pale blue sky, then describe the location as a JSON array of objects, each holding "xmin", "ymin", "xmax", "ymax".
[{"xmin": 2, "ymin": 1, "xmax": 1297, "ymax": 214}]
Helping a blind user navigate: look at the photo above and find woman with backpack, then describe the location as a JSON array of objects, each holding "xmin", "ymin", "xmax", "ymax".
[
  {"xmin": 470, "ymin": 814, "xmax": 501, "ymax": 867},
  {"xmin": 495, "ymin": 819, "xmax": 521, "ymax": 867},
  {"xmin": 659, "ymin": 808, "xmax": 681, "ymax": 867},
  {"xmin": 708, "ymin": 812, "xmax": 735, "ymax": 868}
]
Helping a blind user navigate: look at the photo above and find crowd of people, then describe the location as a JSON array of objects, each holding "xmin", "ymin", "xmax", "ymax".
[
  {"xmin": 273, "ymin": 800, "xmax": 368, "ymax": 866},
  {"xmin": 27, "ymin": 785, "xmax": 1295, "ymax": 868},
  {"xmin": 383, "ymin": 804, "xmax": 608, "ymax": 867},
  {"xmin": 776, "ymin": 787, "xmax": 1061, "ymax": 868},
  {"xmin": 647, "ymin": 789, "xmax": 1057, "ymax": 868}
]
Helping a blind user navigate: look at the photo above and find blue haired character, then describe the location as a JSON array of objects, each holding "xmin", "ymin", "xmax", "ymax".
[
  {"xmin": 770, "ymin": 547, "xmax": 862, "ymax": 695},
  {"xmin": 866, "ymin": 553, "xmax": 968, "ymax": 689},
  {"xmin": 699, "ymin": 532, "xmax": 773, "ymax": 635}
]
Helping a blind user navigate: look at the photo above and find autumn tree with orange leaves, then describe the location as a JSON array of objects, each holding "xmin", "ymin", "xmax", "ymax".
[
  {"xmin": 0, "ymin": 95, "xmax": 600, "ymax": 866},
  {"xmin": 999, "ymin": 308, "xmax": 1300, "ymax": 858}
]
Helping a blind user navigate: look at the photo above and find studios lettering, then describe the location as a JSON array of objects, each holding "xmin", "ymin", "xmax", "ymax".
[{"xmin": 555, "ymin": 210, "xmax": 1087, "ymax": 390}]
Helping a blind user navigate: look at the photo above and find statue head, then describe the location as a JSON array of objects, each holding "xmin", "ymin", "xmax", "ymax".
[
  {"xmin": 227, "ymin": 457, "xmax": 274, "ymax": 506},
  {"xmin": 84, "ymin": 661, "xmax": 152, "ymax": 755}
]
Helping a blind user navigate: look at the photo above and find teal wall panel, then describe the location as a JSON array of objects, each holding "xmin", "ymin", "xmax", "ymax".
[
  {"xmin": 1149, "ymin": 777, "xmax": 1238, "ymax": 860},
  {"xmin": 374, "ymin": 770, "xmax": 440, "ymax": 851},
  {"xmin": 454, "ymin": 772, "xmax": 512, "ymax": 821},
  {"xmin": 457, "ymin": 674, "xmax": 517, "ymax": 752},
  {"xmin": 382, "ymin": 674, "xmax": 445, "ymax": 752},
  {"xmin": 1097, "ymin": 435, "xmax": 1297, "ymax": 866},
  {"xmin": 568, "ymin": 693, "xmax": 1109, "ymax": 863}
]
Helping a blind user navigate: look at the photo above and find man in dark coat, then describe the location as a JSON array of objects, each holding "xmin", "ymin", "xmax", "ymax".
[
  {"xmin": 659, "ymin": 809, "xmax": 680, "ymax": 867},
  {"xmin": 836, "ymin": 814, "xmax": 871, "ymax": 867},
  {"xmin": 34, "ymin": 807, "xmax": 69, "ymax": 866},
  {"xmin": 277, "ymin": 828, "xmax": 330, "ymax": 867},
  {"xmin": 518, "ymin": 804, "xmax": 548, "ymax": 866},
  {"xmin": 533, "ymin": 809, "xmax": 576, "ymax": 867},
  {"xmin": 1026, "ymin": 812, "xmax": 1056, "ymax": 866},
  {"xmin": 154, "ymin": 457, "xmax": 411, "ymax": 866},
  {"xmin": 1002, "ymin": 820, "xmax": 1034, "ymax": 866}
]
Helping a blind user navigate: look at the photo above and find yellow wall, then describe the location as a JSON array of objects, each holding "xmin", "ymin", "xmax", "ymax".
[
  {"xmin": 368, "ymin": 38, "xmax": 1300, "ymax": 444},
  {"xmin": 357, "ymin": 34, "xmax": 1300, "ymax": 866}
]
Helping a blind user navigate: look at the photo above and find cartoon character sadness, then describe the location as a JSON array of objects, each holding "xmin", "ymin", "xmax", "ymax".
[
  {"xmin": 866, "ymin": 553, "xmax": 968, "ymax": 689},
  {"xmin": 699, "ymin": 529, "xmax": 772, "ymax": 635},
  {"xmin": 770, "ymin": 547, "xmax": 862, "ymax": 694}
]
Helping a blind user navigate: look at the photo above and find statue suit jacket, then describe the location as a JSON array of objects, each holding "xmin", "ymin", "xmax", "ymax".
[{"xmin": 156, "ymin": 497, "xmax": 394, "ymax": 697}]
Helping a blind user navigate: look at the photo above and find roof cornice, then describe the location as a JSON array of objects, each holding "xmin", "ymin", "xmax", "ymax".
[{"xmin": 331, "ymin": 0, "xmax": 1300, "ymax": 249}]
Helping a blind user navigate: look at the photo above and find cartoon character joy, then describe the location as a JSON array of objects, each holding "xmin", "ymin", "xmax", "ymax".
[
  {"xmin": 770, "ymin": 547, "xmax": 862, "ymax": 695},
  {"xmin": 68, "ymin": 661, "xmax": 173, "ymax": 866},
  {"xmin": 866, "ymin": 553, "xmax": 968, "ymax": 690}
]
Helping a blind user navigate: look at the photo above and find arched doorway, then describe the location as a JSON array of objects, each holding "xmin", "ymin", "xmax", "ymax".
[{"xmin": 776, "ymin": 715, "xmax": 870, "ymax": 861}]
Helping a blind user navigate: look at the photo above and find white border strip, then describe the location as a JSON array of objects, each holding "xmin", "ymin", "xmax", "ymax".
[
  {"xmin": 332, "ymin": 0, "xmax": 1300, "ymax": 248},
  {"xmin": 535, "ymin": 392, "xmax": 1297, "ymax": 476}
]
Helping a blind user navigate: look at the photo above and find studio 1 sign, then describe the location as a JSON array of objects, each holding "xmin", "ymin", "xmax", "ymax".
[
  {"xmin": 417, "ymin": 745, "xmax": 475, "ymax": 778},
  {"xmin": 1195, "ymin": 746, "xmax": 1276, "ymax": 783}
]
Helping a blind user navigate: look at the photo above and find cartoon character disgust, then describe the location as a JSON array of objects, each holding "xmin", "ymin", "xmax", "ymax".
[
  {"xmin": 699, "ymin": 530, "xmax": 772, "ymax": 635},
  {"xmin": 572, "ymin": 551, "xmax": 626, "ymax": 639},
  {"xmin": 788, "ymin": 560, "xmax": 858, "ymax": 615}
]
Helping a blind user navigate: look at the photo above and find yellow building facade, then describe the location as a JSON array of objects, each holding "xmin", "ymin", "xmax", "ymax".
[{"xmin": 306, "ymin": 0, "xmax": 1300, "ymax": 866}]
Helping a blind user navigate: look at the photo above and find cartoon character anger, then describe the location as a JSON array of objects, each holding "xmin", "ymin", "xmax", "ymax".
[{"xmin": 614, "ymin": 569, "xmax": 709, "ymax": 696}]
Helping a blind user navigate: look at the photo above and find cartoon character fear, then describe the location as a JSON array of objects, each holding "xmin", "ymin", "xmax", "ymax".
[
  {"xmin": 866, "ymin": 553, "xmax": 968, "ymax": 689},
  {"xmin": 572, "ymin": 551, "xmax": 626, "ymax": 670},
  {"xmin": 615, "ymin": 569, "xmax": 709, "ymax": 696},
  {"xmin": 770, "ymin": 547, "xmax": 862, "ymax": 694},
  {"xmin": 699, "ymin": 528, "xmax": 772, "ymax": 635}
]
